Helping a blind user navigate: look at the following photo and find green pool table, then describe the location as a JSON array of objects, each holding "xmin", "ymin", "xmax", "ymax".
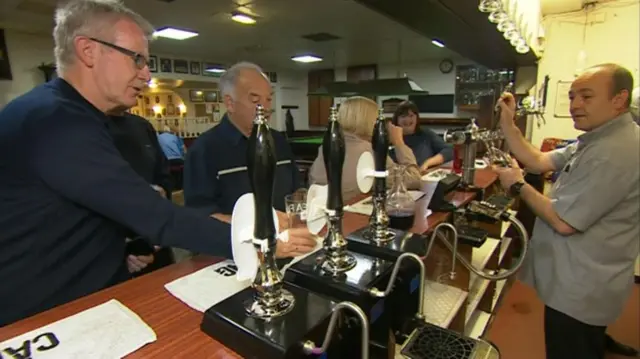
[
  {"xmin": 287, "ymin": 136, "xmax": 323, "ymax": 161},
  {"xmin": 288, "ymin": 136, "xmax": 323, "ymax": 145}
]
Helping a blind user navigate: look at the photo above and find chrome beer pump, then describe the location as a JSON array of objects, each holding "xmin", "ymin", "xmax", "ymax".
[
  {"xmin": 286, "ymin": 106, "xmax": 427, "ymax": 357},
  {"xmin": 201, "ymin": 105, "xmax": 370, "ymax": 359}
]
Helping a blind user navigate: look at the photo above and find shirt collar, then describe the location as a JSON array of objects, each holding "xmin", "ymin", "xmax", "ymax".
[
  {"xmin": 50, "ymin": 78, "xmax": 109, "ymax": 121},
  {"xmin": 577, "ymin": 112, "xmax": 634, "ymax": 145}
]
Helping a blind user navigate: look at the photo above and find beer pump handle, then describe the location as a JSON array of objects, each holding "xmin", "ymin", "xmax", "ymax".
[
  {"xmin": 371, "ymin": 109, "xmax": 389, "ymax": 194},
  {"xmin": 246, "ymin": 105, "xmax": 277, "ymax": 243},
  {"xmin": 371, "ymin": 109, "xmax": 389, "ymax": 171},
  {"xmin": 323, "ymin": 106, "xmax": 345, "ymax": 211}
]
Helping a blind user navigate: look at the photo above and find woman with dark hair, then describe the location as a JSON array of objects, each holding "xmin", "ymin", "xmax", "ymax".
[{"xmin": 392, "ymin": 100, "xmax": 454, "ymax": 172}]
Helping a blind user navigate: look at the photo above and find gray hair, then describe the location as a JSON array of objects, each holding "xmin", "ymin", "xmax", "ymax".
[
  {"xmin": 218, "ymin": 61, "xmax": 268, "ymax": 99},
  {"xmin": 53, "ymin": 0, "xmax": 155, "ymax": 76}
]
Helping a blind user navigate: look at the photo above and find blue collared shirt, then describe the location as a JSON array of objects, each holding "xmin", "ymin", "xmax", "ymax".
[
  {"xmin": 157, "ymin": 132, "xmax": 185, "ymax": 160},
  {"xmin": 184, "ymin": 115, "xmax": 301, "ymax": 215}
]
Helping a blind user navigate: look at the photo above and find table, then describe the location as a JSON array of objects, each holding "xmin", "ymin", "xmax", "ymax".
[{"xmin": 0, "ymin": 169, "xmax": 501, "ymax": 358}]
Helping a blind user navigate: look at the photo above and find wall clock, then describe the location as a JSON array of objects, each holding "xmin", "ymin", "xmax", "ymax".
[{"xmin": 439, "ymin": 59, "xmax": 454, "ymax": 74}]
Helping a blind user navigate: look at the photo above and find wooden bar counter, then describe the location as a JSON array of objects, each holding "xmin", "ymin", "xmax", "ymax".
[{"xmin": 0, "ymin": 169, "xmax": 501, "ymax": 358}]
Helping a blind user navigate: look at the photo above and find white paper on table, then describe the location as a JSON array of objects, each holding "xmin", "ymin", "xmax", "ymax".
[
  {"xmin": 344, "ymin": 191, "xmax": 425, "ymax": 216},
  {"xmin": 164, "ymin": 259, "xmax": 251, "ymax": 313},
  {"xmin": 0, "ymin": 300, "xmax": 156, "ymax": 359}
]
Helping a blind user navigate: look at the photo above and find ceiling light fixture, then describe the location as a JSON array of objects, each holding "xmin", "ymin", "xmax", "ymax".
[
  {"xmin": 431, "ymin": 39, "xmax": 445, "ymax": 48},
  {"xmin": 153, "ymin": 27, "xmax": 199, "ymax": 40},
  {"xmin": 231, "ymin": 12, "xmax": 256, "ymax": 25},
  {"xmin": 205, "ymin": 68, "xmax": 226, "ymax": 74},
  {"xmin": 291, "ymin": 55, "xmax": 323, "ymax": 63}
]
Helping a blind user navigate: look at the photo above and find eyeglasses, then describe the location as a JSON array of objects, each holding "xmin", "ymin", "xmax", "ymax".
[{"xmin": 89, "ymin": 37, "xmax": 149, "ymax": 70}]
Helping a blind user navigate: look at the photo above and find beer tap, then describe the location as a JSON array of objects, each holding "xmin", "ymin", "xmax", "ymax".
[
  {"xmin": 245, "ymin": 104, "xmax": 294, "ymax": 318},
  {"xmin": 321, "ymin": 106, "xmax": 357, "ymax": 274},
  {"xmin": 368, "ymin": 109, "xmax": 394, "ymax": 242}
]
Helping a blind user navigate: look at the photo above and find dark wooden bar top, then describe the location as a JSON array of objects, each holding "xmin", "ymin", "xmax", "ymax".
[{"xmin": 0, "ymin": 169, "xmax": 499, "ymax": 358}]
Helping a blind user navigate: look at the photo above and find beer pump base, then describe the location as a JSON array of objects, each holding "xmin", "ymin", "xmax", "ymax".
[
  {"xmin": 201, "ymin": 282, "xmax": 344, "ymax": 359},
  {"xmin": 399, "ymin": 322, "xmax": 501, "ymax": 359},
  {"xmin": 346, "ymin": 227, "xmax": 424, "ymax": 342},
  {"xmin": 285, "ymin": 249, "xmax": 397, "ymax": 358}
]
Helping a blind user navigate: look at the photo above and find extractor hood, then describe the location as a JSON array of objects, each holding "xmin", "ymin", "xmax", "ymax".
[{"xmin": 308, "ymin": 78, "xmax": 428, "ymax": 97}]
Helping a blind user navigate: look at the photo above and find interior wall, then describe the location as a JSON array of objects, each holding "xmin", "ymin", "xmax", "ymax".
[
  {"xmin": 531, "ymin": 0, "xmax": 640, "ymax": 147},
  {"xmin": 0, "ymin": 29, "xmax": 309, "ymax": 132}
]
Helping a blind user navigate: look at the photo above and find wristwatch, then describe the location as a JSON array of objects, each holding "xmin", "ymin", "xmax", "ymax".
[{"xmin": 509, "ymin": 181, "xmax": 525, "ymax": 196}]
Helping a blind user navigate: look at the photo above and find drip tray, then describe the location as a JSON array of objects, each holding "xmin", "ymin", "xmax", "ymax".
[{"xmin": 400, "ymin": 323, "xmax": 500, "ymax": 359}]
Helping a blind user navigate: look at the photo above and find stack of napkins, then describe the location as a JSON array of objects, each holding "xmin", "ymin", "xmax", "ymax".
[{"xmin": 0, "ymin": 300, "xmax": 156, "ymax": 358}]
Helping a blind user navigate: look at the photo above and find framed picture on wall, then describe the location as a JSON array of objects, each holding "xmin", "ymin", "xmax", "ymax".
[
  {"xmin": 190, "ymin": 61, "xmax": 201, "ymax": 75},
  {"xmin": 160, "ymin": 58, "xmax": 172, "ymax": 72},
  {"xmin": 148, "ymin": 55, "xmax": 158, "ymax": 72},
  {"xmin": 190, "ymin": 90, "xmax": 204, "ymax": 102},
  {"xmin": 203, "ymin": 90, "xmax": 218, "ymax": 103},
  {"xmin": 173, "ymin": 59, "xmax": 189, "ymax": 74}
]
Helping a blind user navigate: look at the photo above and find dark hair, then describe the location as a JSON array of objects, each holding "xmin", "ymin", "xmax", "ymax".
[
  {"xmin": 592, "ymin": 63, "xmax": 634, "ymax": 108},
  {"xmin": 392, "ymin": 100, "xmax": 420, "ymax": 132}
]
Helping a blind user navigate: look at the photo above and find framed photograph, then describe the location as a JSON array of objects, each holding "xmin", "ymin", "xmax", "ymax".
[
  {"xmin": 166, "ymin": 103, "xmax": 176, "ymax": 116},
  {"xmin": 189, "ymin": 90, "xmax": 204, "ymax": 102},
  {"xmin": 190, "ymin": 61, "xmax": 201, "ymax": 75},
  {"xmin": 160, "ymin": 58, "xmax": 172, "ymax": 72},
  {"xmin": 173, "ymin": 59, "xmax": 189, "ymax": 74},
  {"xmin": 148, "ymin": 55, "xmax": 158, "ymax": 72},
  {"xmin": 204, "ymin": 90, "xmax": 218, "ymax": 103}
]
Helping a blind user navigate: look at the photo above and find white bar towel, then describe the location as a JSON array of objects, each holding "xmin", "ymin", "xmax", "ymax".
[{"xmin": 0, "ymin": 299, "xmax": 156, "ymax": 359}]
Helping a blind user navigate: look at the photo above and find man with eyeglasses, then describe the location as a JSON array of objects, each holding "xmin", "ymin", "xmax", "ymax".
[{"xmin": 0, "ymin": 0, "xmax": 232, "ymax": 326}]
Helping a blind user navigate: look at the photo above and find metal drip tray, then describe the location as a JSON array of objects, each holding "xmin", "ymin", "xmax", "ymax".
[{"xmin": 399, "ymin": 323, "xmax": 500, "ymax": 359}]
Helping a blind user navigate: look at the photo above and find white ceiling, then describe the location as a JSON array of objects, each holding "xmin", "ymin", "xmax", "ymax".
[{"xmin": 0, "ymin": 0, "xmax": 463, "ymax": 70}]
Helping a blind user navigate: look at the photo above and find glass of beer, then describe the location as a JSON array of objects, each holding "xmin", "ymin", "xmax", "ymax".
[{"xmin": 285, "ymin": 189, "xmax": 308, "ymax": 229}]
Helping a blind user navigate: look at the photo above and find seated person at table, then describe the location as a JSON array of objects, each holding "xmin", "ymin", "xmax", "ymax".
[
  {"xmin": 107, "ymin": 110, "xmax": 176, "ymax": 275},
  {"xmin": 184, "ymin": 61, "xmax": 316, "ymax": 259},
  {"xmin": 392, "ymin": 100, "xmax": 454, "ymax": 172},
  {"xmin": 308, "ymin": 96, "xmax": 421, "ymax": 201},
  {"xmin": 0, "ymin": 0, "xmax": 235, "ymax": 326}
]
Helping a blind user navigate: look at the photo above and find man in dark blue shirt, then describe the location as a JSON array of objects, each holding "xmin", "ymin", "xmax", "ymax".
[
  {"xmin": 184, "ymin": 62, "xmax": 317, "ymax": 259},
  {"xmin": 0, "ymin": 0, "xmax": 232, "ymax": 326}
]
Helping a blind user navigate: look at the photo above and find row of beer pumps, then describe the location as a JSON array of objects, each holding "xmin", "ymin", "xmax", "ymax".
[{"xmin": 200, "ymin": 104, "xmax": 530, "ymax": 358}]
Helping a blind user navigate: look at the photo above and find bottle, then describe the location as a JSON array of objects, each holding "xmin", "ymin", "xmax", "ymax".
[{"xmin": 385, "ymin": 164, "xmax": 416, "ymax": 230}]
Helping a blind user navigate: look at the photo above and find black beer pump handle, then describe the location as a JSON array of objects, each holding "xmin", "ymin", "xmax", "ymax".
[
  {"xmin": 371, "ymin": 108, "xmax": 389, "ymax": 172},
  {"xmin": 246, "ymin": 104, "xmax": 277, "ymax": 242},
  {"xmin": 323, "ymin": 106, "xmax": 345, "ymax": 211}
]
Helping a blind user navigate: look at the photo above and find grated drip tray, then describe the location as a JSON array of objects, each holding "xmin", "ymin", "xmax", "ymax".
[{"xmin": 401, "ymin": 323, "xmax": 478, "ymax": 359}]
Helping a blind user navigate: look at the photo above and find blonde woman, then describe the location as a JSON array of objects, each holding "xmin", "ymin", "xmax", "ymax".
[{"xmin": 309, "ymin": 96, "xmax": 421, "ymax": 201}]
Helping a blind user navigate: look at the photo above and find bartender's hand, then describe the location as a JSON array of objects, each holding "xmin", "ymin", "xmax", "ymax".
[
  {"xmin": 275, "ymin": 227, "xmax": 317, "ymax": 258},
  {"xmin": 126, "ymin": 254, "xmax": 154, "ymax": 273},
  {"xmin": 492, "ymin": 158, "xmax": 524, "ymax": 191},
  {"xmin": 497, "ymin": 92, "xmax": 517, "ymax": 124},
  {"xmin": 387, "ymin": 123, "xmax": 405, "ymax": 146}
]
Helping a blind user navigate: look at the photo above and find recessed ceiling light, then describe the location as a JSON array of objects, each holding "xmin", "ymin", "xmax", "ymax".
[
  {"xmin": 291, "ymin": 55, "xmax": 323, "ymax": 63},
  {"xmin": 205, "ymin": 68, "xmax": 226, "ymax": 73},
  {"xmin": 231, "ymin": 12, "xmax": 256, "ymax": 25},
  {"xmin": 431, "ymin": 39, "xmax": 445, "ymax": 48},
  {"xmin": 153, "ymin": 27, "xmax": 199, "ymax": 40}
]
